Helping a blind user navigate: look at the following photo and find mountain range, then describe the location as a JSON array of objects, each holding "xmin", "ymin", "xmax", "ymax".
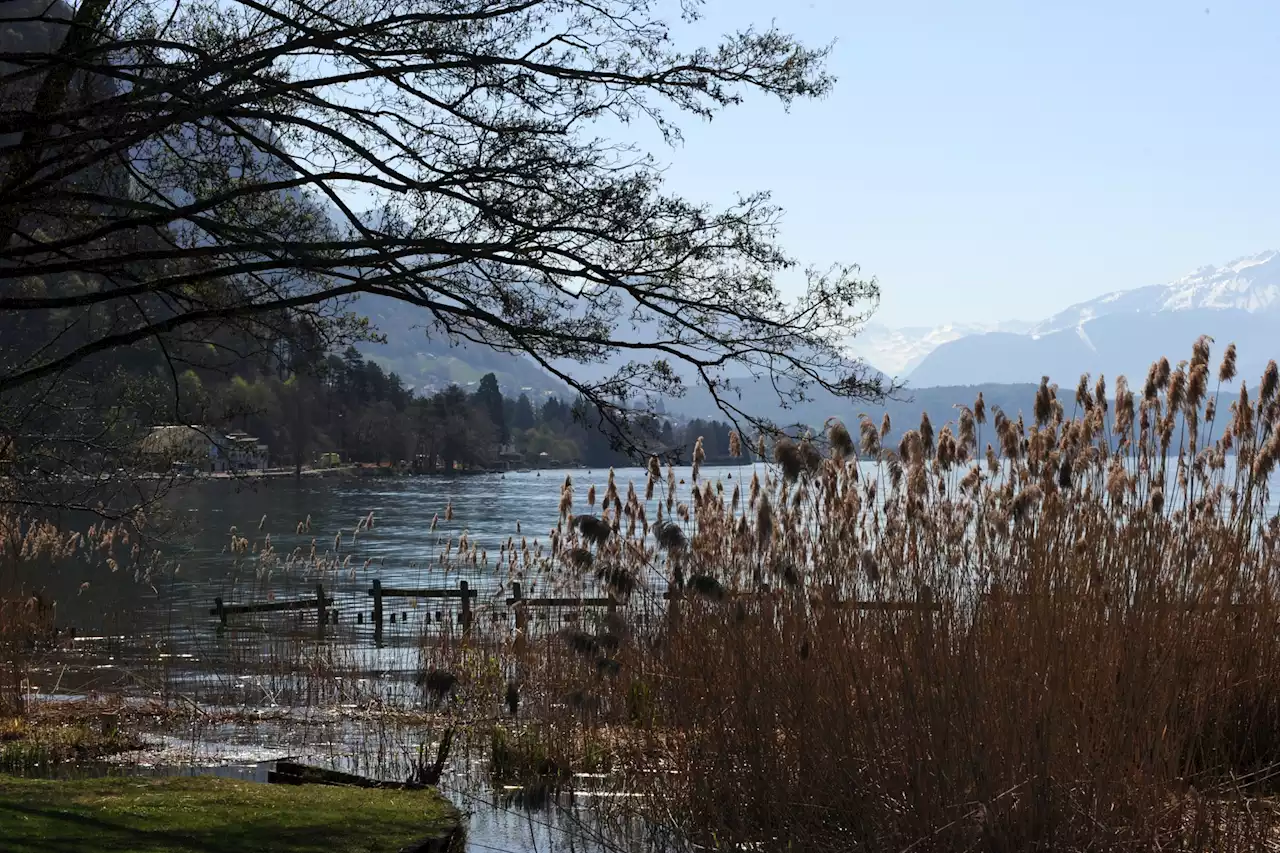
[
  {"xmin": 902, "ymin": 250, "xmax": 1280, "ymax": 388},
  {"xmin": 358, "ymin": 250, "xmax": 1280, "ymax": 428}
]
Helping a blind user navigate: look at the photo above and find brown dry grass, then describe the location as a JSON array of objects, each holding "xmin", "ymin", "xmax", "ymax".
[{"xmin": 512, "ymin": 337, "xmax": 1280, "ymax": 851}]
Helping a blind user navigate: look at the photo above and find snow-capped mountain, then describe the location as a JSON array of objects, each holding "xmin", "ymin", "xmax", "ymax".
[
  {"xmin": 849, "ymin": 321, "xmax": 1034, "ymax": 377},
  {"xmin": 906, "ymin": 250, "xmax": 1280, "ymax": 387},
  {"xmin": 1030, "ymin": 250, "xmax": 1280, "ymax": 338}
]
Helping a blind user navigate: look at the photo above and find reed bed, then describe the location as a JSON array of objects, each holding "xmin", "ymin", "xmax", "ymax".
[{"xmin": 524, "ymin": 338, "xmax": 1280, "ymax": 852}]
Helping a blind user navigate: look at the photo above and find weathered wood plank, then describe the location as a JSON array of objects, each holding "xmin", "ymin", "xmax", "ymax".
[
  {"xmin": 208, "ymin": 596, "xmax": 333, "ymax": 617},
  {"xmin": 368, "ymin": 587, "xmax": 478, "ymax": 599},
  {"xmin": 503, "ymin": 596, "xmax": 616, "ymax": 607}
]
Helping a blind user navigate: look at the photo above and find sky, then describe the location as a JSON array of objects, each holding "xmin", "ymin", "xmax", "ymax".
[{"xmin": 643, "ymin": 0, "xmax": 1280, "ymax": 328}]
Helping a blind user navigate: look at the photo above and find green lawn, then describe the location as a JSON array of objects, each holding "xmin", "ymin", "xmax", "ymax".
[{"xmin": 0, "ymin": 774, "xmax": 461, "ymax": 853}]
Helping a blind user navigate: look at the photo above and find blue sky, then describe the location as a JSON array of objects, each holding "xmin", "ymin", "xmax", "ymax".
[{"xmin": 648, "ymin": 1, "xmax": 1280, "ymax": 327}]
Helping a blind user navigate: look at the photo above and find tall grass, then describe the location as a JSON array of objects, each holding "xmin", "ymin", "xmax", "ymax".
[
  {"xmin": 520, "ymin": 338, "xmax": 1280, "ymax": 851},
  {"xmin": 9, "ymin": 337, "xmax": 1280, "ymax": 851}
]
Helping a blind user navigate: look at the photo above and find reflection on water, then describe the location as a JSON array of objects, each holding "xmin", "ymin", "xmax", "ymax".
[
  {"xmin": 18, "ymin": 461, "xmax": 1278, "ymax": 852},
  {"xmin": 15, "ymin": 466, "xmax": 736, "ymax": 852}
]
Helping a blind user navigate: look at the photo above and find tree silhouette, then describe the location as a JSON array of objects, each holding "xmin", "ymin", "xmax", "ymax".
[{"xmin": 473, "ymin": 373, "xmax": 508, "ymax": 445}]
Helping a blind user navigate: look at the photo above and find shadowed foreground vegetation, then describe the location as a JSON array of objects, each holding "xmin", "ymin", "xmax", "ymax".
[
  {"xmin": 491, "ymin": 338, "xmax": 1280, "ymax": 851},
  {"xmin": 0, "ymin": 774, "xmax": 460, "ymax": 853}
]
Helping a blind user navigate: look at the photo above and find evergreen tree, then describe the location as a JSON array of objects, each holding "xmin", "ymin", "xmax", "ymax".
[
  {"xmin": 512, "ymin": 393, "xmax": 537, "ymax": 431},
  {"xmin": 473, "ymin": 373, "xmax": 508, "ymax": 445}
]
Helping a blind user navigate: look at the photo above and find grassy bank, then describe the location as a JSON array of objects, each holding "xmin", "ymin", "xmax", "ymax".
[{"xmin": 0, "ymin": 774, "xmax": 461, "ymax": 853}]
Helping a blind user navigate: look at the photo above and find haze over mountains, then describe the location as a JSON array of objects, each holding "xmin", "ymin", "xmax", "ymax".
[
  {"xmin": 864, "ymin": 250, "xmax": 1280, "ymax": 388},
  {"xmin": 357, "ymin": 250, "xmax": 1278, "ymax": 436}
]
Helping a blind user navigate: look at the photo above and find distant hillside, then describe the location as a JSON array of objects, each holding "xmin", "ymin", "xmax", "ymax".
[
  {"xmin": 655, "ymin": 375, "xmax": 1040, "ymax": 446},
  {"xmin": 354, "ymin": 295, "xmax": 569, "ymax": 398}
]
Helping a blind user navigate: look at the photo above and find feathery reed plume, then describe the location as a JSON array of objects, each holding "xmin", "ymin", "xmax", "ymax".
[
  {"xmin": 1156, "ymin": 356, "xmax": 1172, "ymax": 390},
  {"xmin": 1187, "ymin": 363, "xmax": 1208, "ymax": 412},
  {"xmin": 574, "ymin": 515, "xmax": 611, "ymax": 548},
  {"xmin": 596, "ymin": 564, "xmax": 637, "ymax": 597},
  {"xmin": 561, "ymin": 628, "xmax": 600, "ymax": 658},
  {"xmin": 1094, "ymin": 375, "xmax": 1107, "ymax": 414},
  {"xmin": 728, "ymin": 430, "xmax": 742, "ymax": 458},
  {"xmin": 781, "ymin": 562, "xmax": 801, "ymax": 588},
  {"xmin": 587, "ymin": 485, "xmax": 596, "ymax": 507},
  {"xmin": 647, "ymin": 454, "xmax": 661, "ymax": 482},
  {"xmin": 756, "ymin": 493, "xmax": 774, "ymax": 549},
  {"xmin": 957, "ymin": 407, "xmax": 976, "ymax": 451},
  {"xmin": 899, "ymin": 430, "xmax": 923, "ymax": 467},
  {"xmin": 1009, "ymin": 484, "xmax": 1042, "ymax": 522},
  {"xmin": 859, "ymin": 417, "xmax": 880, "ymax": 456},
  {"xmin": 1264, "ymin": 360, "xmax": 1280, "ymax": 406},
  {"xmin": 1220, "ymin": 342, "xmax": 1238, "ymax": 383},
  {"xmin": 416, "ymin": 669, "xmax": 458, "ymax": 703},
  {"xmin": 880, "ymin": 413, "xmax": 892, "ymax": 439},
  {"xmin": 798, "ymin": 439, "xmax": 823, "ymax": 476},
  {"xmin": 258, "ymin": 514, "xmax": 267, "ymax": 531},
  {"xmin": 1233, "ymin": 384, "xmax": 1255, "ymax": 447},
  {"xmin": 655, "ymin": 521, "xmax": 687, "ymax": 552},
  {"xmin": 919, "ymin": 412, "xmax": 935, "ymax": 458},
  {"xmin": 774, "ymin": 437, "xmax": 803, "ymax": 483},
  {"xmin": 1144, "ymin": 362, "xmax": 1160, "ymax": 401},
  {"xmin": 1254, "ymin": 430, "xmax": 1280, "ymax": 481},
  {"xmin": 445, "ymin": 500, "xmax": 454, "ymax": 521},
  {"xmin": 1167, "ymin": 366, "xmax": 1187, "ymax": 412},
  {"xmin": 1035, "ymin": 377, "xmax": 1053, "ymax": 427},
  {"xmin": 1058, "ymin": 455, "xmax": 1073, "ymax": 489},
  {"xmin": 756, "ymin": 433, "xmax": 767, "ymax": 459},
  {"xmin": 559, "ymin": 482, "xmax": 573, "ymax": 519},
  {"xmin": 1149, "ymin": 487, "xmax": 1164, "ymax": 515},
  {"xmin": 974, "ymin": 391, "xmax": 986, "ymax": 424},
  {"xmin": 692, "ymin": 436, "xmax": 706, "ymax": 481},
  {"xmin": 826, "ymin": 419, "xmax": 854, "ymax": 460},
  {"xmin": 687, "ymin": 574, "xmax": 727, "ymax": 601},
  {"xmin": 563, "ymin": 547, "xmax": 594, "ymax": 571},
  {"xmin": 1076, "ymin": 374, "xmax": 1092, "ymax": 411},
  {"xmin": 936, "ymin": 427, "xmax": 957, "ymax": 469},
  {"xmin": 860, "ymin": 548, "xmax": 880, "ymax": 583}
]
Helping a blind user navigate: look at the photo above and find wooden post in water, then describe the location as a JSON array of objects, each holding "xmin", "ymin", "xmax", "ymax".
[
  {"xmin": 372, "ymin": 579, "xmax": 383, "ymax": 643},
  {"xmin": 459, "ymin": 580, "xmax": 473, "ymax": 642},
  {"xmin": 214, "ymin": 598, "xmax": 226, "ymax": 625},
  {"xmin": 316, "ymin": 584, "xmax": 326, "ymax": 639}
]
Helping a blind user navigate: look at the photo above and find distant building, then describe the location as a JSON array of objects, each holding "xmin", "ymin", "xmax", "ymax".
[
  {"xmin": 140, "ymin": 426, "xmax": 268, "ymax": 472},
  {"xmin": 221, "ymin": 431, "xmax": 269, "ymax": 471}
]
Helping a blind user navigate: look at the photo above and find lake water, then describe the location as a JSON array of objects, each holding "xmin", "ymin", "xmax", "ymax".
[
  {"xmin": 16, "ymin": 460, "xmax": 1280, "ymax": 852},
  {"xmin": 19, "ymin": 466, "xmax": 756, "ymax": 853}
]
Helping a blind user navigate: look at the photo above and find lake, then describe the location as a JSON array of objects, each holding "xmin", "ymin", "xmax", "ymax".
[
  {"xmin": 15, "ymin": 459, "xmax": 1279, "ymax": 852},
  {"xmin": 17, "ymin": 465, "xmax": 762, "ymax": 853}
]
